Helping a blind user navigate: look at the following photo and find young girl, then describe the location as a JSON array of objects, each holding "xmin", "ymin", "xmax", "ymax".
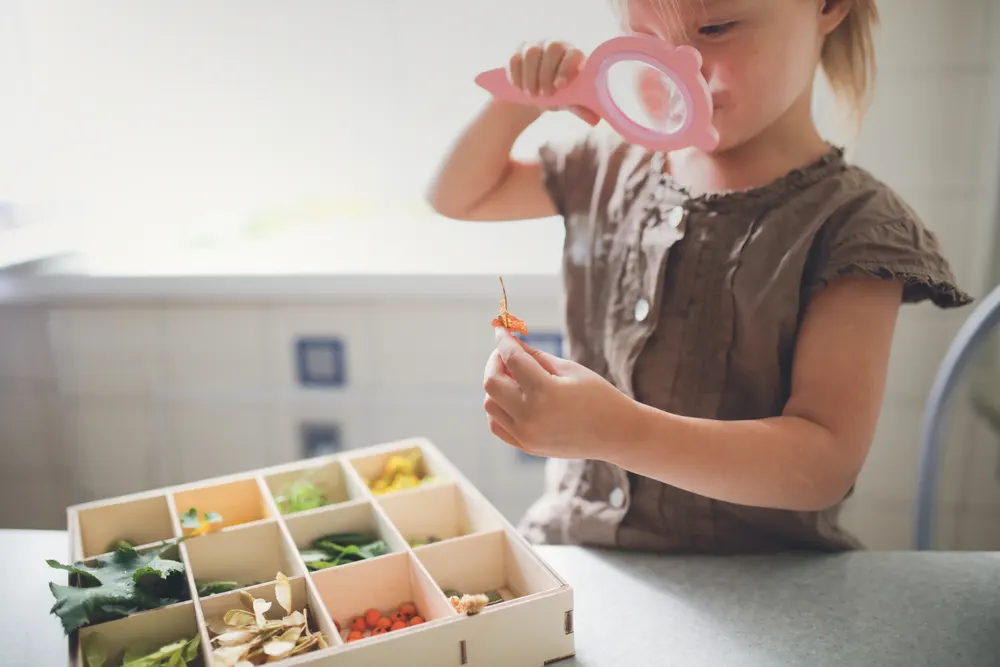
[{"xmin": 428, "ymin": 0, "xmax": 973, "ymax": 552}]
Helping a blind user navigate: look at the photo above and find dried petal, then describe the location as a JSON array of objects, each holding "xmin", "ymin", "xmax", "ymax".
[
  {"xmin": 287, "ymin": 635, "xmax": 320, "ymax": 656},
  {"xmin": 491, "ymin": 276, "xmax": 528, "ymax": 335},
  {"xmin": 282, "ymin": 611, "xmax": 305, "ymax": 627},
  {"xmin": 253, "ymin": 598, "xmax": 272, "ymax": 627},
  {"xmin": 243, "ymin": 646, "xmax": 266, "ymax": 664},
  {"xmin": 239, "ymin": 590, "xmax": 256, "ymax": 611},
  {"xmin": 207, "ymin": 616, "xmax": 233, "ymax": 635},
  {"xmin": 317, "ymin": 634, "xmax": 329, "ymax": 649},
  {"xmin": 213, "ymin": 645, "xmax": 251, "ymax": 667},
  {"xmin": 224, "ymin": 610, "xmax": 256, "ymax": 627},
  {"xmin": 215, "ymin": 630, "xmax": 257, "ymax": 646},
  {"xmin": 278, "ymin": 626, "xmax": 303, "ymax": 644},
  {"xmin": 235, "ymin": 662, "xmax": 255, "ymax": 667},
  {"xmin": 264, "ymin": 641, "xmax": 293, "ymax": 657},
  {"xmin": 275, "ymin": 572, "xmax": 292, "ymax": 615}
]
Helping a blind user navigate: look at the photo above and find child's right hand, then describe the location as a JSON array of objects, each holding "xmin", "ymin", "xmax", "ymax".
[{"xmin": 506, "ymin": 41, "xmax": 601, "ymax": 126}]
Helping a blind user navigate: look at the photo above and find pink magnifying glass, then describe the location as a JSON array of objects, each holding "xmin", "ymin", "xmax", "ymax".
[{"xmin": 475, "ymin": 34, "xmax": 719, "ymax": 153}]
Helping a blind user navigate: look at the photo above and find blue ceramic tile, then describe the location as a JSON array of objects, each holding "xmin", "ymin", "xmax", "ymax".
[
  {"xmin": 301, "ymin": 422, "xmax": 342, "ymax": 458},
  {"xmin": 295, "ymin": 337, "xmax": 346, "ymax": 387},
  {"xmin": 522, "ymin": 332, "xmax": 563, "ymax": 358}
]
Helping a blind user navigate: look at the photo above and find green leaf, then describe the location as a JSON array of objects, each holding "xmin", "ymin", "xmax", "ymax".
[
  {"xmin": 46, "ymin": 560, "xmax": 102, "ymax": 587},
  {"xmin": 179, "ymin": 509, "xmax": 200, "ymax": 531},
  {"xmin": 337, "ymin": 544, "xmax": 363, "ymax": 560},
  {"xmin": 196, "ymin": 580, "xmax": 241, "ymax": 597},
  {"xmin": 121, "ymin": 641, "xmax": 155, "ymax": 663},
  {"xmin": 203, "ymin": 511, "xmax": 223, "ymax": 525},
  {"xmin": 312, "ymin": 532, "xmax": 374, "ymax": 547},
  {"xmin": 301, "ymin": 534, "xmax": 388, "ymax": 570},
  {"xmin": 107, "ymin": 539, "xmax": 137, "ymax": 553},
  {"xmin": 305, "ymin": 560, "xmax": 339, "ymax": 571},
  {"xmin": 298, "ymin": 549, "xmax": 331, "ymax": 565},
  {"xmin": 358, "ymin": 540, "xmax": 390, "ymax": 559},
  {"xmin": 47, "ymin": 541, "xmax": 188, "ymax": 634},
  {"xmin": 182, "ymin": 634, "xmax": 201, "ymax": 661},
  {"xmin": 277, "ymin": 480, "xmax": 329, "ymax": 514},
  {"xmin": 120, "ymin": 636, "xmax": 199, "ymax": 667},
  {"xmin": 314, "ymin": 541, "xmax": 365, "ymax": 562},
  {"xmin": 82, "ymin": 632, "xmax": 113, "ymax": 667}
]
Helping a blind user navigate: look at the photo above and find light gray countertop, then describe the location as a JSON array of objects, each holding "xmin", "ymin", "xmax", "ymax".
[{"xmin": 9, "ymin": 529, "xmax": 1000, "ymax": 666}]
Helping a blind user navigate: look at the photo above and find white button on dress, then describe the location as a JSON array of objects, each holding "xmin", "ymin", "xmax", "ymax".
[{"xmin": 634, "ymin": 298, "xmax": 650, "ymax": 322}]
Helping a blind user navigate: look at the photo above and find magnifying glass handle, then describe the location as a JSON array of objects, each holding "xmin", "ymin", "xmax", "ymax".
[{"xmin": 475, "ymin": 68, "xmax": 588, "ymax": 111}]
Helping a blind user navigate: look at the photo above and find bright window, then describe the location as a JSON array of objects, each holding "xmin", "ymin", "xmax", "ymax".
[{"xmin": 2, "ymin": 1, "xmax": 618, "ymax": 272}]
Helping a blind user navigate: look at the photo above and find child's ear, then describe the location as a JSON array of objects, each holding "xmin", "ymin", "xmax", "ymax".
[{"xmin": 819, "ymin": 0, "xmax": 853, "ymax": 35}]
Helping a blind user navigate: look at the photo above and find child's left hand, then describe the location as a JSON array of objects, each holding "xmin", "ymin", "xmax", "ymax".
[{"xmin": 483, "ymin": 329, "xmax": 638, "ymax": 459}]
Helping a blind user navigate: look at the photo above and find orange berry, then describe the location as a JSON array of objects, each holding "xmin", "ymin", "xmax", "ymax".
[
  {"xmin": 390, "ymin": 620, "xmax": 407, "ymax": 631},
  {"xmin": 375, "ymin": 617, "xmax": 392, "ymax": 630},
  {"xmin": 389, "ymin": 611, "xmax": 406, "ymax": 625},
  {"xmin": 346, "ymin": 630, "xmax": 364, "ymax": 642},
  {"xmin": 349, "ymin": 616, "xmax": 366, "ymax": 633},
  {"xmin": 408, "ymin": 616, "xmax": 425, "ymax": 626},
  {"xmin": 364, "ymin": 608, "xmax": 382, "ymax": 628},
  {"xmin": 399, "ymin": 602, "xmax": 417, "ymax": 618},
  {"xmin": 371, "ymin": 627, "xmax": 388, "ymax": 636}
]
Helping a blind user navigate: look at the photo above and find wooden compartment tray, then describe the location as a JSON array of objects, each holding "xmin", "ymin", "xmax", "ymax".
[{"xmin": 61, "ymin": 438, "xmax": 575, "ymax": 666}]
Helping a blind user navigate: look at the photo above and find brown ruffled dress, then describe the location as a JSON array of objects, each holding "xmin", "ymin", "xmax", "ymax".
[{"xmin": 517, "ymin": 134, "xmax": 973, "ymax": 553}]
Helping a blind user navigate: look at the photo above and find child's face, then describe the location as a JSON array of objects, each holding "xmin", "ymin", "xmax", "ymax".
[{"xmin": 625, "ymin": 0, "xmax": 840, "ymax": 152}]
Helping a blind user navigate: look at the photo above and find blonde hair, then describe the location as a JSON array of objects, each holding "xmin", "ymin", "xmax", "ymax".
[
  {"xmin": 820, "ymin": 0, "xmax": 879, "ymax": 127},
  {"xmin": 612, "ymin": 0, "xmax": 880, "ymax": 132}
]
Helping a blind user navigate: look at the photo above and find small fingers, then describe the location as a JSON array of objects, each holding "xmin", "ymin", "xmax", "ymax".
[
  {"xmin": 483, "ymin": 381, "xmax": 522, "ymax": 448},
  {"xmin": 521, "ymin": 42, "xmax": 543, "ymax": 96},
  {"xmin": 484, "ymin": 348, "xmax": 526, "ymax": 417},
  {"xmin": 508, "ymin": 40, "xmax": 584, "ymax": 100},
  {"xmin": 483, "ymin": 394, "xmax": 516, "ymax": 430},
  {"xmin": 507, "ymin": 44, "xmax": 524, "ymax": 89},
  {"xmin": 555, "ymin": 47, "xmax": 585, "ymax": 89},
  {"xmin": 537, "ymin": 41, "xmax": 567, "ymax": 96},
  {"xmin": 488, "ymin": 416, "xmax": 521, "ymax": 448}
]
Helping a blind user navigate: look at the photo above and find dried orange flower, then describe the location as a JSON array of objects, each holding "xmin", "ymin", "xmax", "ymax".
[{"xmin": 491, "ymin": 276, "xmax": 528, "ymax": 336}]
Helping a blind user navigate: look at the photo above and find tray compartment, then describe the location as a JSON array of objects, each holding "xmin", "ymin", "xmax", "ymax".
[
  {"xmin": 183, "ymin": 521, "xmax": 304, "ymax": 595},
  {"xmin": 74, "ymin": 601, "xmax": 202, "ymax": 666},
  {"xmin": 264, "ymin": 458, "xmax": 365, "ymax": 517},
  {"xmin": 197, "ymin": 574, "xmax": 337, "ymax": 663},
  {"xmin": 415, "ymin": 530, "xmax": 561, "ymax": 608},
  {"xmin": 75, "ymin": 493, "xmax": 178, "ymax": 559},
  {"xmin": 284, "ymin": 500, "xmax": 406, "ymax": 572},
  {"xmin": 311, "ymin": 552, "xmax": 455, "ymax": 644},
  {"xmin": 346, "ymin": 442, "xmax": 447, "ymax": 497},
  {"xmin": 172, "ymin": 477, "xmax": 273, "ymax": 533},
  {"xmin": 377, "ymin": 482, "xmax": 501, "ymax": 548}
]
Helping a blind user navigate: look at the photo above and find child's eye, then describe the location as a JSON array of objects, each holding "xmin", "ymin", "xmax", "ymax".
[{"xmin": 698, "ymin": 21, "xmax": 737, "ymax": 37}]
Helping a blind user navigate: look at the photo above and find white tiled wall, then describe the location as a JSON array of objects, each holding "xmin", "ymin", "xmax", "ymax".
[
  {"xmin": 160, "ymin": 306, "xmax": 270, "ymax": 395},
  {"xmin": 62, "ymin": 398, "xmax": 160, "ymax": 500},
  {"xmin": 836, "ymin": 0, "xmax": 1000, "ymax": 549},
  {"xmin": 0, "ymin": 298, "xmax": 562, "ymax": 529}
]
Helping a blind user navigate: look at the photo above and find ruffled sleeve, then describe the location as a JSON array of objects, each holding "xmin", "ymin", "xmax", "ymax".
[{"xmin": 804, "ymin": 192, "xmax": 974, "ymax": 309}]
